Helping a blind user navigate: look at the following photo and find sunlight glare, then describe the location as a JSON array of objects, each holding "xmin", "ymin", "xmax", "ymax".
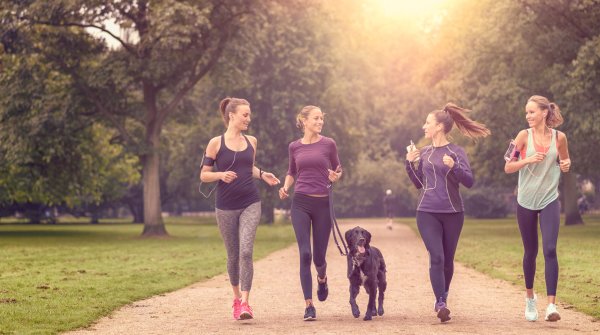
[{"xmin": 373, "ymin": 0, "xmax": 447, "ymax": 19}]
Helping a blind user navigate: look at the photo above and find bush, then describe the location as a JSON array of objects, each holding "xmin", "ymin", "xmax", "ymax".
[{"xmin": 462, "ymin": 188, "xmax": 511, "ymax": 218}]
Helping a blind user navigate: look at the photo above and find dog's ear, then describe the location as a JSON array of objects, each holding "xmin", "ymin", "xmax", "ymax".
[
  {"xmin": 365, "ymin": 230, "xmax": 372, "ymax": 248},
  {"xmin": 344, "ymin": 229, "xmax": 352, "ymax": 246}
]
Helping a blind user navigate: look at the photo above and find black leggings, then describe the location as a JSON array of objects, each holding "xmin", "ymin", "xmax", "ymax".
[
  {"xmin": 291, "ymin": 193, "xmax": 332, "ymax": 300},
  {"xmin": 416, "ymin": 211, "xmax": 464, "ymax": 302},
  {"xmin": 517, "ymin": 199, "xmax": 560, "ymax": 296}
]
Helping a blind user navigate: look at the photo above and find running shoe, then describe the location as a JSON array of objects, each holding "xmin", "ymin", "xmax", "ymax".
[
  {"xmin": 317, "ymin": 277, "xmax": 329, "ymax": 302},
  {"xmin": 232, "ymin": 298, "xmax": 241, "ymax": 320},
  {"xmin": 525, "ymin": 295, "xmax": 538, "ymax": 322},
  {"xmin": 434, "ymin": 299, "xmax": 451, "ymax": 323},
  {"xmin": 545, "ymin": 303, "xmax": 561, "ymax": 322},
  {"xmin": 239, "ymin": 302, "xmax": 254, "ymax": 320},
  {"xmin": 304, "ymin": 304, "xmax": 316, "ymax": 321}
]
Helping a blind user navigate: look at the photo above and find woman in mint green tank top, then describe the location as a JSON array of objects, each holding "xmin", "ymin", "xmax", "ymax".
[{"xmin": 504, "ymin": 95, "xmax": 571, "ymax": 322}]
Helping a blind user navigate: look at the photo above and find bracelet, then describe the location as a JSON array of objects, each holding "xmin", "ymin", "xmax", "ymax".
[{"xmin": 259, "ymin": 168, "xmax": 264, "ymax": 179}]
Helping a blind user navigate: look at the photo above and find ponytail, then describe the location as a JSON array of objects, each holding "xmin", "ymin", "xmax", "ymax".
[
  {"xmin": 432, "ymin": 103, "xmax": 491, "ymax": 140},
  {"xmin": 218, "ymin": 97, "xmax": 250, "ymax": 127}
]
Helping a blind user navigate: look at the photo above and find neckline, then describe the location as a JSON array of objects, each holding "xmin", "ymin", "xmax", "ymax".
[
  {"xmin": 530, "ymin": 128, "xmax": 552, "ymax": 153},
  {"xmin": 222, "ymin": 134, "xmax": 249, "ymax": 152},
  {"xmin": 300, "ymin": 135, "xmax": 323, "ymax": 145}
]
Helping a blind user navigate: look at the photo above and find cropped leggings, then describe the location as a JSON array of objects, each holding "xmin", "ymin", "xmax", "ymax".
[
  {"xmin": 517, "ymin": 199, "xmax": 560, "ymax": 296},
  {"xmin": 291, "ymin": 193, "xmax": 332, "ymax": 300},
  {"xmin": 416, "ymin": 211, "xmax": 464, "ymax": 302},
  {"xmin": 215, "ymin": 201, "xmax": 261, "ymax": 291}
]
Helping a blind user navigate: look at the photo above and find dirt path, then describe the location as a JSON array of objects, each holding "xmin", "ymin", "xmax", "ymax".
[{"xmin": 66, "ymin": 220, "xmax": 599, "ymax": 334}]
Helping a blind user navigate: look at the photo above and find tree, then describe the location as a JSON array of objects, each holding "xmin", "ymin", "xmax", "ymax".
[
  {"xmin": 192, "ymin": 0, "xmax": 361, "ymax": 222},
  {"xmin": 0, "ymin": 41, "xmax": 140, "ymax": 217},
  {"xmin": 2, "ymin": 0, "xmax": 260, "ymax": 235},
  {"xmin": 426, "ymin": 0, "xmax": 600, "ymax": 224}
]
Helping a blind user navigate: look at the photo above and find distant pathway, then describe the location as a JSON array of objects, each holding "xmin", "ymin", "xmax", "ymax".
[{"xmin": 67, "ymin": 220, "xmax": 599, "ymax": 334}]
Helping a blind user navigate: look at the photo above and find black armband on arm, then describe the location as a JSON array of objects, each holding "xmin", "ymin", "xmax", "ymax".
[{"xmin": 203, "ymin": 156, "xmax": 215, "ymax": 166}]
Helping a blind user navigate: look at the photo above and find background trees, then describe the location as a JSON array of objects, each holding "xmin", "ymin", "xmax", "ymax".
[{"xmin": 2, "ymin": 0, "xmax": 598, "ymax": 228}]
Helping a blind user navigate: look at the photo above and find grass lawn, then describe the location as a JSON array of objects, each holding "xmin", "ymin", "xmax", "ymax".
[
  {"xmin": 0, "ymin": 217, "xmax": 296, "ymax": 334},
  {"xmin": 400, "ymin": 214, "xmax": 600, "ymax": 320}
]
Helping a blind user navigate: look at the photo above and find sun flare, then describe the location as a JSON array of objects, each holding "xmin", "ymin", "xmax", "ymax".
[{"xmin": 373, "ymin": 0, "xmax": 447, "ymax": 19}]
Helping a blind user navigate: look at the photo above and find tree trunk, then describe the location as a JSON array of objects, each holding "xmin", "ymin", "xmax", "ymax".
[
  {"xmin": 141, "ymin": 127, "xmax": 168, "ymax": 236},
  {"xmin": 261, "ymin": 188, "xmax": 275, "ymax": 224},
  {"xmin": 563, "ymin": 171, "xmax": 584, "ymax": 225}
]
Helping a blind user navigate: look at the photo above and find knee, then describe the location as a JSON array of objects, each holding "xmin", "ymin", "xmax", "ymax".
[
  {"xmin": 544, "ymin": 246, "xmax": 557, "ymax": 260},
  {"xmin": 523, "ymin": 247, "xmax": 538, "ymax": 260},
  {"xmin": 430, "ymin": 253, "xmax": 444, "ymax": 268},
  {"xmin": 239, "ymin": 248, "xmax": 253, "ymax": 263},
  {"xmin": 299, "ymin": 249, "xmax": 312, "ymax": 267}
]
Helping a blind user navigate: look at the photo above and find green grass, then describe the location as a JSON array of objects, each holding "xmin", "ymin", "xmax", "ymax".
[
  {"xmin": 400, "ymin": 215, "xmax": 600, "ymax": 320},
  {"xmin": 0, "ymin": 217, "xmax": 296, "ymax": 334}
]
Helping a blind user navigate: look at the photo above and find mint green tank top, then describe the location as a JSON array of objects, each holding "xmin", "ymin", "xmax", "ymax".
[{"xmin": 517, "ymin": 129, "xmax": 560, "ymax": 210}]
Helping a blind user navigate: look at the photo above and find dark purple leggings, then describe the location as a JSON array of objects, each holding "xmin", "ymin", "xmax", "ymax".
[
  {"xmin": 416, "ymin": 211, "xmax": 464, "ymax": 302},
  {"xmin": 517, "ymin": 199, "xmax": 560, "ymax": 295},
  {"xmin": 290, "ymin": 193, "xmax": 332, "ymax": 300}
]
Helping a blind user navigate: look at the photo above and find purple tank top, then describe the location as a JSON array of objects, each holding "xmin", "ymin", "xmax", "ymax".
[
  {"xmin": 287, "ymin": 136, "xmax": 341, "ymax": 196},
  {"xmin": 215, "ymin": 135, "xmax": 260, "ymax": 210}
]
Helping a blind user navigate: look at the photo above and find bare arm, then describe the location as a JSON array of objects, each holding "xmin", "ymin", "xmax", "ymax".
[
  {"xmin": 248, "ymin": 136, "xmax": 280, "ymax": 186},
  {"xmin": 278, "ymin": 175, "xmax": 295, "ymax": 199},
  {"xmin": 199, "ymin": 137, "xmax": 237, "ymax": 183},
  {"xmin": 557, "ymin": 131, "xmax": 571, "ymax": 173},
  {"xmin": 504, "ymin": 130, "xmax": 544, "ymax": 174}
]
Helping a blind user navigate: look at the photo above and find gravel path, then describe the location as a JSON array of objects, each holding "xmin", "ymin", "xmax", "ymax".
[{"xmin": 66, "ymin": 220, "xmax": 599, "ymax": 334}]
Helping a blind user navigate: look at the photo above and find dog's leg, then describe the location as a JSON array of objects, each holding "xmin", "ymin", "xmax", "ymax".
[
  {"xmin": 364, "ymin": 281, "xmax": 376, "ymax": 321},
  {"xmin": 349, "ymin": 281, "xmax": 360, "ymax": 318},
  {"xmin": 377, "ymin": 271, "xmax": 386, "ymax": 316}
]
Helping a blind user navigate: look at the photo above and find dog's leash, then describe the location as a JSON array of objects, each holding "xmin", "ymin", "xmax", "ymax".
[{"xmin": 328, "ymin": 177, "xmax": 348, "ymax": 256}]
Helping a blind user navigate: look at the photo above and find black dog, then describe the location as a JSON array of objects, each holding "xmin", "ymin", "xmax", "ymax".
[{"xmin": 345, "ymin": 226, "xmax": 387, "ymax": 321}]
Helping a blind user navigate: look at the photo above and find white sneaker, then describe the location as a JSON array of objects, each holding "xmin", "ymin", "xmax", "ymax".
[
  {"xmin": 525, "ymin": 295, "xmax": 538, "ymax": 321},
  {"xmin": 545, "ymin": 303, "xmax": 561, "ymax": 321}
]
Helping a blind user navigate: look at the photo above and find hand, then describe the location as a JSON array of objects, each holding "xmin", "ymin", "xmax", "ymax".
[
  {"xmin": 279, "ymin": 186, "xmax": 289, "ymax": 200},
  {"xmin": 261, "ymin": 172, "xmax": 281, "ymax": 186},
  {"xmin": 442, "ymin": 154, "xmax": 455, "ymax": 168},
  {"xmin": 220, "ymin": 171, "xmax": 237, "ymax": 183},
  {"xmin": 528, "ymin": 152, "xmax": 546, "ymax": 164},
  {"xmin": 328, "ymin": 169, "xmax": 341, "ymax": 183},
  {"xmin": 406, "ymin": 149, "xmax": 420, "ymax": 162},
  {"xmin": 559, "ymin": 158, "xmax": 571, "ymax": 173}
]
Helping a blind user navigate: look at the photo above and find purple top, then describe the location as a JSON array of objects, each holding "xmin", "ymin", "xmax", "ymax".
[
  {"xmin": 287, "ymin": 136, "xmax": 341, "ymax": 196},
  {"xmin": 405, "ymin": 143, "xmax": 473, "ymax": 213}
]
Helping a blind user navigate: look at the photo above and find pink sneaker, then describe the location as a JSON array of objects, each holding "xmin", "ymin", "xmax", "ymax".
[
  {"xmin": 239, "ymin": 302, "xmax": 254, "ymax": 320},
  {"xmin": 232, "ymin": 298, "xmax": 241, "ymax": 320}
]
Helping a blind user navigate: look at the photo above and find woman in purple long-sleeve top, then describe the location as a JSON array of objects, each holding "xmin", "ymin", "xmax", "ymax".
[
  {"xmin": 405, "ymin": 103, "xmax": 490, "ymax": 323},
  {"xmin": 279, "ymin": 105, "xmax": 342, "ymax": 321}
]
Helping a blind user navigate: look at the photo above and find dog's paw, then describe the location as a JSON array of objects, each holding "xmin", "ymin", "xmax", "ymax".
[
  {"xmin": 363, "ymin": 314, "xmax": 372, "ymax": 321},
  {"xmin": 378, "ymin": 306, "xmax": 384, "ymax": 316},
  {"xmin": 351, "ymin": 305, "xmax": 360, "ymax": 318}
]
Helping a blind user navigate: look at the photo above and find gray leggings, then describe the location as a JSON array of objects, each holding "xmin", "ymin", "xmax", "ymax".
[
  {"xmin": 517, "ymin": 199, "xmax": 560, "ymax": 295},
  {"xmin": 215, "ymin": 201, "xmax": 261, "ymax": 291}
]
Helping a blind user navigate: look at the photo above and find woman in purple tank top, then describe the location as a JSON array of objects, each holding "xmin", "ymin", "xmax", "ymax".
[
  {"xmin": 405, "ymin": 103, "xmax": 490, "ymax": 323},
  {"xmin": 200, "ymin": 97, "xmax": 280, "ymax": 320},
  {"xmin": 278, "ymin": 105, "xmax": 342, "ymax": 321}
]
